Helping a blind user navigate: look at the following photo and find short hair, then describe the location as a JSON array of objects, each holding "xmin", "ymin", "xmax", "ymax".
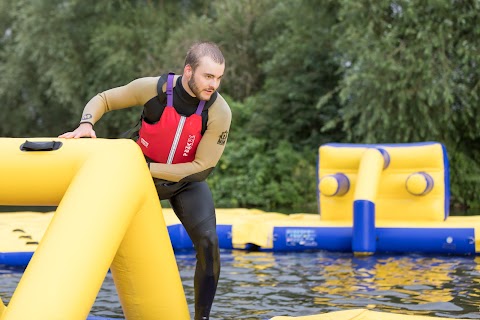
[{"xmin": 184, "ymin": 42, "xmax": 225, "ymax": 71}]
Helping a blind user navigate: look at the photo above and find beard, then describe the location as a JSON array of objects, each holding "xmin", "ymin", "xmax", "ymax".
[{"xmin": 187, "ymin": 73, "xmax": 213, "ymax": 101}]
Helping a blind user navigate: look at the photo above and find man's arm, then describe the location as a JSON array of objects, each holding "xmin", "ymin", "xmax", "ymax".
[
  {"xmin": 59, "ymin": 77, "xmax": 159, "ymax": 138},
  {"xmin": 149, "ymin": 95, "xmax": 232, "ymax": 182}
]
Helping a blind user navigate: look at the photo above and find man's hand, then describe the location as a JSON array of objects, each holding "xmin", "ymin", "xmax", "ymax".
[{"xmin": 58, "ymin": 123, "xmax": 97, "ymax": 139}]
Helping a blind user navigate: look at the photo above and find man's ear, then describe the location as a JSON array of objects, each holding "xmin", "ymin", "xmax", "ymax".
[{"xmin": 184, "ymin": 64, "xmax": 193, "ymax": 78}]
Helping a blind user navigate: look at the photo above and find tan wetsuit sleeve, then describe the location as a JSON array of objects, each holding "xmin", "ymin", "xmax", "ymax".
[
  {"xmin": 80, "ymin": 77, "xmax": 159, "ymax": 125},
  {"xmin": 149, "ymin": 94, "xmax": 232, "ymax": 182}
]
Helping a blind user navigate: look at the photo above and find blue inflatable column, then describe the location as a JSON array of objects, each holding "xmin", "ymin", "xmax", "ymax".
[{"xmin": 352, "ymin": 148, "xmax": 389, "ymax": 255}]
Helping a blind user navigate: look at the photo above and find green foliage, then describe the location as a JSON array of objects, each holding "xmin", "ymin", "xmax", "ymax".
[
  {"xmin": 207, "ymin": 1, "xmax": 341, "ymax": 212},
  {"xmin": 210, "ymin": 97, "xmax": 317, "ymax": 212},
  {"xmin": 449, "ymin": 151, "xmax": 480, "ymax": 213},
  {"xmin": 248, "ymin": 0, "xmax": 343, "ymax": 150},
  {"xmin": 334, "ymin": 0, "xmax": 480, "ymax": 143},
  {"xmin": 0, "ymin": 0, "xmax": 211, "ymax": 137}
]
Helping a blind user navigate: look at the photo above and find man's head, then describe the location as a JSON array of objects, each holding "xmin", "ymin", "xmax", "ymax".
[{"xmin": 182, "ymin": 42, "xmax": 225, "ymax": 101}]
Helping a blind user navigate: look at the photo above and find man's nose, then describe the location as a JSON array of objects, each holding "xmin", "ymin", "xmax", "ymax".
[{"xmin": 209, "ymin": 78, "xmax": 220, "ymax": 88}]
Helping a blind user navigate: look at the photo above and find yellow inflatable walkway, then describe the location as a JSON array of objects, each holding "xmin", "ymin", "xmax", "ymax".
[
  {"xmin": 2, "ymin": 209, "xmax": 480, "ymax": 263},
  {"xmin": 271, "ymin": 309, "xmax": 471, "ymax": 320}
]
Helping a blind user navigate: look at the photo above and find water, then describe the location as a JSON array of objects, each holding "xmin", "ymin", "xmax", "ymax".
[{"xmin": 1, "ymin": 250, "xmax": 480, "ymax": 319}]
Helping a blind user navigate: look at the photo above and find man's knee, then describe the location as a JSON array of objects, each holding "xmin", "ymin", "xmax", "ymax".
[
  {"xmin": 194, "ymin": 229, "xmax": 220, "ymax": 272},
  {"xmin": 196, "ymin": 229, "xmax": 219, "ymax": 254}
]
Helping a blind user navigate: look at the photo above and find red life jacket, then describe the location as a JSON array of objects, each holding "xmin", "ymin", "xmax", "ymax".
[{"xmin": 137, "ymin": 73, "xmax": 205, "ymax": 164}]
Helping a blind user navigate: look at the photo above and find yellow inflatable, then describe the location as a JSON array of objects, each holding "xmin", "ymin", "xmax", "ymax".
[
  {"xmin": 318, "ymin": 142, "xmax": 447, "ymax": 222},
  {"xmin": 0, "ymin": 298, "xmax": 4, "ymax": 318},
  {"xmin": 271, "ymin": 309, "xmax": 471, "ymax": 320},
  {"xmin": 318, "ymin": 142, "xmax": 452, "ymax": 254},
  {"xmin": 0, "ymin": 138, "xmax": 189, "ymax": 320}
]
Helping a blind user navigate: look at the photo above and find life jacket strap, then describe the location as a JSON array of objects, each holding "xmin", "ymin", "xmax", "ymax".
[
  {"xmin": 195, "ymin": 101, "xmax": 206, "ymax": 115},
  {"xmin": 166, "ymin": 73, "xmax": 175, "ymax": 106}
]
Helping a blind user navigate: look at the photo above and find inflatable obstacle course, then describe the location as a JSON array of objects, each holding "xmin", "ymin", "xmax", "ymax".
[
  {"xmin": 3, "ymin": 141, "xmax": 478, "ymax": 262},
  {"xmin": 0, "ymin": 139, "xmax": 479, "ymax": 320}
]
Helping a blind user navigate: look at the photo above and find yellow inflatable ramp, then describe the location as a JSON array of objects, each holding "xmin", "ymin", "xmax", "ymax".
[{"xmin": 271, "ymin": 309, "xmax": 471, "ymax": 320}]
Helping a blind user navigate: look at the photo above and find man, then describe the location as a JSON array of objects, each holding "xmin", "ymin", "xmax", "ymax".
[{"xmin": 59, "ymin": 42, "xmax": 231, "ymax": 320}]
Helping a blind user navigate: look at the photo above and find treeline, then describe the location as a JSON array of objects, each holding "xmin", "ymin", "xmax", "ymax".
[{"xmin": 0, "ymin": 0, "xmax": 479, "ymax": 213}]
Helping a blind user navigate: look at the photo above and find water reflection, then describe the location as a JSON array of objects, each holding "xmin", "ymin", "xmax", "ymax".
[{"xmin": 1, "ymin": 251, "xmax": 480, "ymax": 319}]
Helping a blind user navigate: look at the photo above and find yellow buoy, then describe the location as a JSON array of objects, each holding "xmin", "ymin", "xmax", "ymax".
[{"xmin": 406, "ymin": 172, "xmax": 434, "ymax": 196}]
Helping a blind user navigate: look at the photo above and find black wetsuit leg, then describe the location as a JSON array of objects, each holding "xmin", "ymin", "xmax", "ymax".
[{"xmin": 155, "ymin": 179, "xmax": 220, "ymax": 320}]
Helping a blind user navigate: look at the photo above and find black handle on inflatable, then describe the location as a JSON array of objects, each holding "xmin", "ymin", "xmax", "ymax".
[{"xmin": 20, "ymin": 140, "xmax": 63, "ymax": 151}]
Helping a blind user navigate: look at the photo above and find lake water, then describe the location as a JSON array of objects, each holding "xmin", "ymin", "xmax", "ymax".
[{"xmin": 1, "ymin": 250, "xmax": 480, "ymax": 319}]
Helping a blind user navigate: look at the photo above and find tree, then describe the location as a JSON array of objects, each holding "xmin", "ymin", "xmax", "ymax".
[
  {"xmin": 249, "ymin": 0, "xmax": 343, "ymax": 150},
  {"xmin": 332, "ymin": 0, "xmax": 480, "ymax": 210},
  {"xmin": 0, "ymin": 0, "xmax": 211, "ymax": 137}
]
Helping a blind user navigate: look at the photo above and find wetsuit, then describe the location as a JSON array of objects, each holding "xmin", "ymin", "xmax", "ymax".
[{"xmin": 80, "ymin": 73, "xmax": 231, "ymax": 320}]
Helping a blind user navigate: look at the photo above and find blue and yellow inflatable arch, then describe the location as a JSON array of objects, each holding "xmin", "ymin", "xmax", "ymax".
[
  {"xmin": 318, "ymin": 142, "xmax": 449, "ymax": 221},
  {"xmin": 317, "ymin": 142, "xmax": 467, "ymax": 255}
]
